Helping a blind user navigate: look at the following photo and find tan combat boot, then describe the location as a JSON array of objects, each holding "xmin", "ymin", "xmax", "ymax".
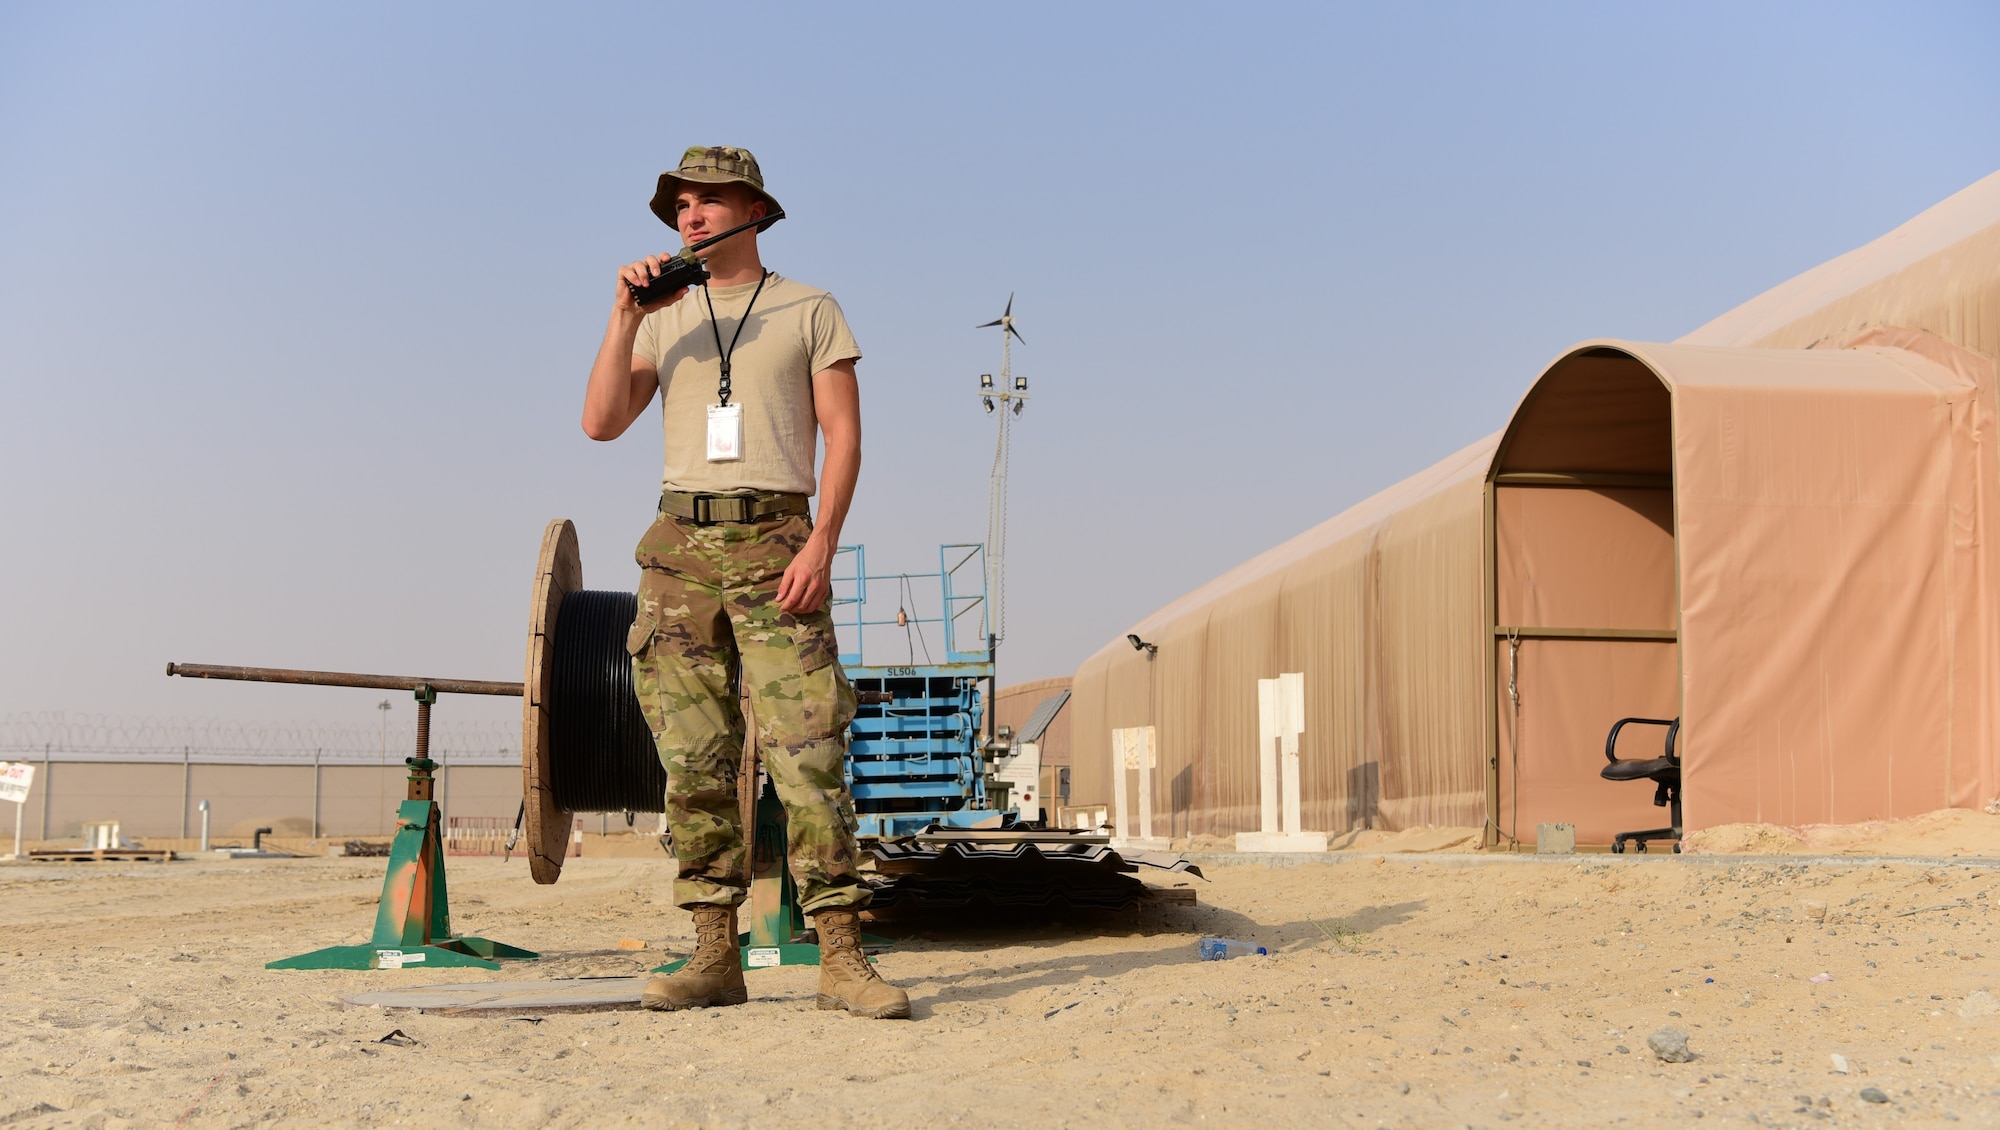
[
  {"xmin": 814, "ymin": 908, "xmax": 909, "ymax": 1019},
  {"xmin": 641, "ymin": 905, "xmax": 747, "ymax": 1011}
]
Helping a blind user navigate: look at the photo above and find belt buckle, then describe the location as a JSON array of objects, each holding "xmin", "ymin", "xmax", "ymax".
[{"xmin": 692, "ymin": 494, "xmax": 749, "ymax": 524}]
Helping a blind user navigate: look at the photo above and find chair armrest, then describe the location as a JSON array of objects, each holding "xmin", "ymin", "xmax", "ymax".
[{"xmin": 1605, "ymin": 716, "xmax": 1680, "ymax": 764}]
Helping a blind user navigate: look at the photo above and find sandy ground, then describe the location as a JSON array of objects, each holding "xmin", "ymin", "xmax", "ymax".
[
  {"xmin": 1690, "ymin": 810, "xmax": 2000, "ymax": 858},
  {"xmin": 4, "ymin": 848, "xmax": 2000, "ymax": 1129}
]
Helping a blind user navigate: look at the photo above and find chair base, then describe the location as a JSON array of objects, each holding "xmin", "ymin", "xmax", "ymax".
[{"xmin": 1610, "ymin": 828, "xmax": 1681, "ymax": 854}]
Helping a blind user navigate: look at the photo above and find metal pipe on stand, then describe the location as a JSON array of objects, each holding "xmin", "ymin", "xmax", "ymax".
[{"xmin": 167, "ymin": 663, "xmax": 536, "ymax": 970}]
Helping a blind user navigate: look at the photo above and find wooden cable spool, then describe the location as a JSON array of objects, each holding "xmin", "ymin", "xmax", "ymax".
[{"xmin": 521, "ymin": 519, "xmax": 667, "ymax": 884}]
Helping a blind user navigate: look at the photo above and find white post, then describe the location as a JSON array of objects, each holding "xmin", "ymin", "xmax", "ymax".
[
  {"xmin": 12, "ymin": 799, "xmax": 21, "ymax": 859},
  {"xmin": 1257, "ymin": 679, "xmax": 1279, "ymax": 834},
  {"xmin": 1110, "ymin": 729, "xmax": 1130, "ymax": 842},
  {"xmin": 1136, "ymin": 727, "xmax": 1155, "ymax": 841},
  {"xmin": 1238, "ymin": 672, "xmax": 1325, "ymax": 852},
  {"xmin": 1280, "ymin": 671, "xmax": 1305, "ymax": 836},
  {"xmin": 198, "ymin": 799, "xmax": 211, "ymax": 852}
]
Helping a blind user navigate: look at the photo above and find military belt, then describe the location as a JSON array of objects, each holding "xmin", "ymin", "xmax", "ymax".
[{"xmin": 659, "ymin": 490, "xmax": 810, "ymax": 525}]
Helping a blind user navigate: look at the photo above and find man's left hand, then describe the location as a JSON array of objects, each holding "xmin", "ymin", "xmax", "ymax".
[{"xmin": 777, "ymin": 534, "xmax": 836, "ymax": 614}]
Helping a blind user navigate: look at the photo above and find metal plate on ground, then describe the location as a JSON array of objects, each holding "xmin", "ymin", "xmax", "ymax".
[
  {"xmin": 522, "ymin": 518, "xmax": 582, "ymax": 885},
  {"xmin": 345, "ymin": 976, "xmax": 647, "ymax": 1016}
]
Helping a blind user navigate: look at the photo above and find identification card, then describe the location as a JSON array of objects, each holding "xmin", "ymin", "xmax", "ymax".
[{"xmin": 706, "ymin": 403, "xmax": 744, "ymax": 462}]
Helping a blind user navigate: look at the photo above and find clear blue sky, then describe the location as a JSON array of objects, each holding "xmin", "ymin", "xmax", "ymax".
[{"xmin": 2, "ymin": 2, "xmax": 1995, "ymax": 735}]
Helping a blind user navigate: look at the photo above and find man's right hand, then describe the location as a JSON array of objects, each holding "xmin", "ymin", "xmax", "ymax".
[{"xmin": 615, "ymin": 255, "xmax": 689, "ymax": 316}]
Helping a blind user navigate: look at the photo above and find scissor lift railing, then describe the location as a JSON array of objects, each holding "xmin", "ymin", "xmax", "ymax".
[
  {"xmin": 830, "ymin": 544, "xmax": 1001, "ymax": 839},
  {"xmin": 830, "ymin": 543, "xmax": 990, "ymax": 668}
]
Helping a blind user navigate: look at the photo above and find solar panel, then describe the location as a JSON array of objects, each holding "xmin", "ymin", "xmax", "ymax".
[{"xmin": 1014, "ymin": 689, "xmax": 1071, "ymax": 745}]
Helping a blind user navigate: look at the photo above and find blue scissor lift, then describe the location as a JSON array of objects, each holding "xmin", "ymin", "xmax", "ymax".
[
  {"xmin": 815, "ymin": 544, "xmax": 1203, "ymax": 920},
  {"xmin": 831, "ymin": 543, "xmax": 1014, "ymax": 839}
]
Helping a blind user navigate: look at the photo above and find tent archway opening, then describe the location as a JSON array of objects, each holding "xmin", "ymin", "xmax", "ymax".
[{"xmin": 1486, "ymin": 347, "xmax": 1681, "ymax": 848}]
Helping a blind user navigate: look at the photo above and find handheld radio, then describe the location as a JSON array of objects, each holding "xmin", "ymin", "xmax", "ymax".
[{"xmin": 625, "ymin": 209, "xmax": 787, "ymax": 307}]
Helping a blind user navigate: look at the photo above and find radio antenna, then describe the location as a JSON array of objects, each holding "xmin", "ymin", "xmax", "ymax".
[{"xmin": 974, "ymin": 293, "xmax": 1029, "ymax": 647}]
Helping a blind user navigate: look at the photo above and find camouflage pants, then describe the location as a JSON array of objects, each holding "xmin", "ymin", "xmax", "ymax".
[{"xmin": 626, "ymin": 510, "xmax": 867, "ymax": 913}]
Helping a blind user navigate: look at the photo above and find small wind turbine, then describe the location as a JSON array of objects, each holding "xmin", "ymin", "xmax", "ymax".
[
  {"xmin": 974, "ymin": 294, "xmax": 1029, "ymax": 650},
  {"xmin": 976, "ymin": 293, "xmax": 1027, "ymax": 411}
]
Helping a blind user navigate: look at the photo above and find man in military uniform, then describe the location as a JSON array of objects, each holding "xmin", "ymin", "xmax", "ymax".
[{"xmin": 582, "ymin": 146, "xmax": 906, "ymax": 1019}]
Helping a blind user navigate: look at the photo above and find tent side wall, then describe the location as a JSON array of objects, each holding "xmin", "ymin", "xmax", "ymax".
[
  {"xmin": 1653, "ymin": 342, "xmax": 2000, "ymax": 827},
  {"xmin": 1069, "ymin": 443, "xmax": 1490, "ymax": 840}
]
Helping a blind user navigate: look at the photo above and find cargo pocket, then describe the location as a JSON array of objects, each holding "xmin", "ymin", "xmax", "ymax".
[
  {"xmin": 793, "ymin": 619, "xmax": 854, "ymax": 740},
  {"xmin": 796, "ymin": 618, "xmax": 839, "ymax": 675}
]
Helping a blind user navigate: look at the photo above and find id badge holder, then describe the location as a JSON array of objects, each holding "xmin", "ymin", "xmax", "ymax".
[{"xmin": 706, "ymin": 403, "xmax": 743, "ymax": 462}]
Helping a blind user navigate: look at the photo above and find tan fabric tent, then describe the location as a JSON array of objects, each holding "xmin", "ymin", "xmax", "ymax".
[
  {"xmin": 1068, "ymin": 435, "xmax": 1497, "ymax": 839},
  {"xmin": 1070, "ymin": 169, "xmax": 2000, "ymax": 846}
]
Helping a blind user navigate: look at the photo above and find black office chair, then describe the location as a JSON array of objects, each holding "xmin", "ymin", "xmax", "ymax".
[{"xmin": 1601, "ymin": 716, "xmax": 1681, "ymax": 854}]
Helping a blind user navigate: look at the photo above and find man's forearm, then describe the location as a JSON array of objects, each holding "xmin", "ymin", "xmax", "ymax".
[
  {"xmin": 582, "ymin": 308, "xmax": 648, "ymax": 440},
  {"xmin": 813, "ymin": 435, "xmax": 860, "ymax": 545}
]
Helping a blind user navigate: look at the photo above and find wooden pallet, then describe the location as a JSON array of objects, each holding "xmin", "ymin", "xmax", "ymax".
[{"xmin": 27, "ymin": 848, "xmax": 174, "ymax": 863}]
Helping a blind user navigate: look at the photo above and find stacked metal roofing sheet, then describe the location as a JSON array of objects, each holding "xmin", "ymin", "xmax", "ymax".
[{"xmin": 864, "ymin": 835, "xmax": 1202, "ymax": 915}]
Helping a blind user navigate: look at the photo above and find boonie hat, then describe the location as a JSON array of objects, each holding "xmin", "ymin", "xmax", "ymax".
[{"xmin": 649, "ymin": 145, "xmax": 783, "ymax": 231}]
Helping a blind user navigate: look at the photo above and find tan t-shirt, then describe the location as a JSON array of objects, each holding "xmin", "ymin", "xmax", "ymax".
[{"xmin": 633, "ymin": 272, "xmax": 860, "ymax": 496}]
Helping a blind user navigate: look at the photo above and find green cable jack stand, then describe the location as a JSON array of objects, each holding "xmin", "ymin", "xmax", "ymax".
[
  {"xmin": 269, "ymin": 685, "xmax": 539, "ymax": 971},
  {"xmin": 655, "ymin": 777, "xmax": 888, "ymax": 974}
]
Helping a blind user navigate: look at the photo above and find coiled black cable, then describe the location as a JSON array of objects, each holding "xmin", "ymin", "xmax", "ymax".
[{"xmin": 548, "ymin": 589, "xmax": 667, "ymax": 812}]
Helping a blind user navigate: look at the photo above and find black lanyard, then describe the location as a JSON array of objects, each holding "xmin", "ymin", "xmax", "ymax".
[{"xmin": 702, "ymin": 269, "xmax": 769, "ymax": 408}]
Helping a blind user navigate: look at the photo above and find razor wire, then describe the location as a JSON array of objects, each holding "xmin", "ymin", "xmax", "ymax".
[{"xmin": 0, "ymin": 712, "xmax": 519, "ymax": 765}]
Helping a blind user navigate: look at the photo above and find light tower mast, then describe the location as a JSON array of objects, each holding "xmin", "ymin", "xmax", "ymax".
[
  {"xmin": 974, "ymin": 293, "xmax": 1029, "ymax": 646},
  {"xmin": 974, "ymin": 295, "xmax": 1028, "ymax": 748}
]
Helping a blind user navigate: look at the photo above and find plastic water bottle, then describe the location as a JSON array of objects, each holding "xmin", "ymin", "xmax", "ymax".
[{"xmin": 1198, "ymin": 937, "xmax": 1267, "ymax": 961}]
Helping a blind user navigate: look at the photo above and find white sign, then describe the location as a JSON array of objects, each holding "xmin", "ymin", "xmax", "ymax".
[
  {"xmin": 375, "ymin": 949, "xmax": 427, "ymax": 969},
  {"xmin": 1110, "ymin": 726, "xmax": 1163, "ymax": 847},
  {"xmin": 747, "ymin": 947, "xmax": 781, "ymax": 968},
  {"xmin": 0, "ymin": 762, "xmax": 34, "ymax": 805},
  {"xmin": 1113, "ymin": 726, "xmax": 1156, "ymax": 770}
]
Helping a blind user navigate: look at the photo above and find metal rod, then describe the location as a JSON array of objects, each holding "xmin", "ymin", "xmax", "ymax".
[
  {"xmin": 1493, "ymin": 472, "xmax": 1672, "ymax": 489},
  {"xmin": 40, "ymin": 744, "xmax": 50, "ymax": 844},
  {"xmin": 180, "ymin": 746, "xmax": 190, "ymax": 839},
  {"xmin": 167, "ymin": 662, "xmax": 522, "ymax": 697},
  {"xmin": 1490, "ymin": 626, "xmax": 1678, "ymax": 641},
  {"xmin": 312, "ymin": 748, "xmax": 321, "ymax": 840},
  {"xmin": 1482, "ymin": 480, "xmax": 1498, "ymax": 850}
]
